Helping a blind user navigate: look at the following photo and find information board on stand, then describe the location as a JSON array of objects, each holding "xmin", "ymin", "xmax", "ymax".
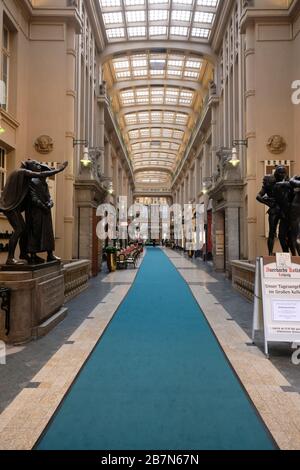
[{"xmin": 252, "ymin": 254, "xmax": 300, "ymax": 357}]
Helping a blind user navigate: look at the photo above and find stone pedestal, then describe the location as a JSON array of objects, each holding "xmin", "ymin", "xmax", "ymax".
[{"xmin": 0, "ymin": 261, "xmax": 68, "ymax": 345}]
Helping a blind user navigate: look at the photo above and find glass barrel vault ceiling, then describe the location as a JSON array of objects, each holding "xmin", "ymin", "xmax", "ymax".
[{"xmin": 99, "ymin": 0, "xmax": 219, "ymax": 189}]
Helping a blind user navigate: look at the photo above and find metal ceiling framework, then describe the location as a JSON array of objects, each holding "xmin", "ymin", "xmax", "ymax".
[{"xmin": 98, "ymin": 0, "xmax": 219, "ymax": 189}]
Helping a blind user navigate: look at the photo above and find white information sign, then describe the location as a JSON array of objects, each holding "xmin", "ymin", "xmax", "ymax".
[{"xmin": 252, "ymin": 256, "xmax": 300, "ymax": 356}]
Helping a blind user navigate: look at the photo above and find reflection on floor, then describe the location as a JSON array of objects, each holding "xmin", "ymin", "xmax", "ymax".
[{"xmin": 0, "ymin": 248, "xmax": 300, "ymax": 449}]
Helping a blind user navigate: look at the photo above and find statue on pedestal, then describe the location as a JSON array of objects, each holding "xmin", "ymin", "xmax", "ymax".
[
  {"xmin": 256, "ymin": 166, "xmax": 295, "ymax": 256},
  {"xmin": 276, "ymin": 175, "xmax": 300, "ymax": 256},
  {"xmin": 25, "ymin": 163, "xmax": 59, "ymax": 264},
  {"xmin": 0, "ymin": 160, "xmax": 68, "ymax": 265}
]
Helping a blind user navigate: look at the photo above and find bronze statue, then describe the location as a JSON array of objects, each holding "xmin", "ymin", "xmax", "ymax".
[
  {"xmin": 256, "ymin": 166, "xmax": 294, "ymax": 256},
  {"xmin": 25, "ymin": 163, "xmax": 59, "ymax": 264},
  {"xmin": 0, "ymin": 159, "xmax": 68, "ymax": 265},
  {"xmin": 277, "ymin": 176, "xmax": 300, "ymax": 256}
]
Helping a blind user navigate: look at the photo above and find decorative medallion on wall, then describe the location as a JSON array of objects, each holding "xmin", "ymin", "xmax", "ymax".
[
  {"xmin": 267, "ymin": 135, "xmax": 286, "ymax": 155},
  {"xmin": 34, "ymin": 135, "xmax": 54, "ymax": 155}
]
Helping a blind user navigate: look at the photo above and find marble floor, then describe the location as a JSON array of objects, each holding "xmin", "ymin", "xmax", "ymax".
[{"xmin": 0, "ymin": 248, "xmax": 300, "ymax": 449}]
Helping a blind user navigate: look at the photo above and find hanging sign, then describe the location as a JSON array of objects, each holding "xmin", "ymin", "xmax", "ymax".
[{"xmin": 252, "ymin": 255, "xmax": 300, "ymax": 356}]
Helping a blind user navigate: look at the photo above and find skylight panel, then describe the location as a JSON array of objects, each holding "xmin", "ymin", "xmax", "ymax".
[
  {"xmin": 139, "ymin": 112, "xmax": 150, "ymax": 122},
  {"xmin": 126, "ymin": 11, "xmax": 146, "ymax": 23},
  {"xmin": 194, "ymin": 12, "xmax": 214, "ymax": 24},
  {"xmin": 168, "ymin": 59, "xmax": 184, "ymax": 67},
  {"xmin": 149, "ymin": 10, "xmax": 168, "ymax": 21},
  {"xmin": 132, "ymin": 58, "xmax": 147, "ymax": 67},
  {"xmin": 151, "ymin": 89, "xmax": 164, "ymax": 96},
  {"xmin": 100, "ymin": 0, "xmax": 121, "ymax": 7},
  {"xmin": 173, "ymin": 130, "xmax": 184, "ymax": 139},
  {"xmin": 136, "ymin": 88, "xmax": 149, "ymax": 96},
  {"xmin": 123, "ymin": 99, "xmax": 135, "ymax": 105},
  {"xmin": 152, "ymin": 97, "xmax": 164, "ymax": 104},
  {"xmin": 113, "ymin": 59, "xmax": 130, "ymax": 69},
  {"xmin": 125, "ymin": 114, "xmax": 137, "ymax": 124},
  {"xmin": 176, "ymin": 113, "xmax": 188, "ymax": 123},
  {"xmin": 103, "ymin": 12, "xmax": 123, "ymax": 25},
  {"xmin": 197, "ymin": 0, "xmax": 218, "ymax": 6},
  {"xmin": 106, "ymin": 28, "xmax": 125, "ymax": 39},
  {"xmin": 140, "ymin": 129, "xmax": 150, "ymax": 137},
  {"xmin": 129, "ymin": 130, "xmax": 139, "ymax": 139},
  {"xmin": 186, "ymin": 59, "xmax": 202, "ymax": 68},
  {"xmin": 128, "ymin": 26, "xmax": 146, "ymax": 38},
  {"xmin": 173, "ymin": 0, "xmax": 193, "ymax": 4},
  {"xmin": 124, "ymin": 0, "xmax": 145, "ymax": 5},
  {"xmin": 162, "ymin": 129, "xmax": 172, "ymax": 138},
  {"xmin": 121, "ymin": 90, "xmax": 134, "ymax": 98},
  {"xmin": 172, "ymin": 10, "xmax": 192, "ymax": 22},
  {"xmin": 191, "ymin": 28, "xmax": 210, "ymax": 38},
  {"xmin": 171, "ymin": 143, "xmax": 180, "ymax": 150},
  {"xmin": 181, "ymin": 90, "xmax": 193, "ymax": 97},
  {"xmin": 133, "ymin": 69, "xmax": 148, "ymax": 77},
  {"xmin": 179, "ymin": 99, "xmax": 192, "ymax": 105},
  {"xmin": 167, "ymin": 69, "xmax": 182, "ymax": 77},
  {"xmin": 149, "ymin": 26, "xmax": 167, "ymax": 36},
  {"xmin": 136, "ymin": 97, "xmax": 149, "ymax": 104},
  {"xmin": 166, "ymin": 89, "xmax": 179, "ymax": 96},
  {"xmin": 170, "ymin": 26, "xmax": 189, "ymax": 37},
  {"xmin": 184, "ymin": 70, "xmax": 199, "ymax": 79},
  {"xmin": 150, "ymin": 69, "xmax": 165, "ymax": 76},
  {"xmin": 166, "ymin": 98, "xmax": 178, "ymax": 105},
  {"xmin": 116, "ymin": 70, "xmax": 131, "ymax": 79},
  {"xmin": 161, "ymin": 142, "xmax": 170, "ymax": 149},
  {"xmin": 150, "ymin": 58, "xmax": 166, "ymax": 69},
  {"xmin": 151, "ymin": 112, "xmax": 162, "ymax": 121},
  {"xmin": 149, "ymin": 0, "xmax": 168, "ymax": 3},
  {"xmin": 164, "ymin": 112, "xmax": 175, "ymax": 122}
]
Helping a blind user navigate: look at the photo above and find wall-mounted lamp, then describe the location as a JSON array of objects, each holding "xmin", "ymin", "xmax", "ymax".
[
  {"xmin": 229, "ymin": 147, "xmax": 240, "ymax": 167},
  {"xmin": 202, "ymin": 176, "xmax": 214, "ymax": 195},
  {"xmin": 80, "ymin": 147, "xmax": 92, "ymax": 167},
  {"xmin": 217, "ymin": 147, "xmax": 241, "ymax": 168},
  {"xmin": 73, "ymin": 139, "xmax": 93, "ymax": 168}
]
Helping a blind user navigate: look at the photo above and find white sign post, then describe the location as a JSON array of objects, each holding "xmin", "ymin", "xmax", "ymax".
[{"xmin": 252, "ymin": 255, "xmax": 300, "ymax": 357}]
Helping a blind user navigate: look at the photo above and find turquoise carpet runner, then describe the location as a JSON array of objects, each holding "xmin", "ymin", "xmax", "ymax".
[{"xmin": 37, "ymin": 248, "xmax": 275, "ymax": 450}]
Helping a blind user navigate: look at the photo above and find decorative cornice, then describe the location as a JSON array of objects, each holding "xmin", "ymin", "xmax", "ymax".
[
  {"xmin": 245, "ymin": 90, "xmax": 256, "ymax": 99},
  {"xmin": 211, "ymin": 0, "xmax": 235, "ymax": 54},
  {"xmin": 0, "ymin": 109, "xmax": 20, "ymax": 129},
  {"xmin": 245, "ymin": 48, "xmax": 255, "ymax": 58},
  {"xmin": 66, "ymin": 90, "xmax": 76, "ymax": 98},
  {"xmin": 240, "ymin": 6, "xmax": 297, "ymax": 34}
]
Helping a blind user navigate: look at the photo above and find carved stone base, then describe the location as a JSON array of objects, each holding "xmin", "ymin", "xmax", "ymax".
[{"xmin": 0, "ymin": 262, "xmax": 68, "ymax": 344}]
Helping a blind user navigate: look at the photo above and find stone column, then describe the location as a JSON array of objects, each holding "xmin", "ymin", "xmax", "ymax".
[
  {"xmin": 104, "ymin": 140, "xmax": 112, "ymax": 178},
  {"xmin": 211, "ymin": 104, "xmax": 218, "ymax": 175},
  {"xmin": 195, "ymin": 157, "xmax": 201, "ymax": 202},
  {"xmin": 118, "ymin": 165, "xmax": 123, "ymax": 198},
  {"xmin": 245, "ymin": 24, "xmax": 257, "ymax": 261},
  {"xmin": 189, "ymin": 167, "xmax": 194, "ymax": 202},
  {"xmin": 64, "ymin": 25, "xmax": 76, "ymax": 260},
  {"xmin": 97, "ymin": 84, "xmax": 105, "ymax": 189}
]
